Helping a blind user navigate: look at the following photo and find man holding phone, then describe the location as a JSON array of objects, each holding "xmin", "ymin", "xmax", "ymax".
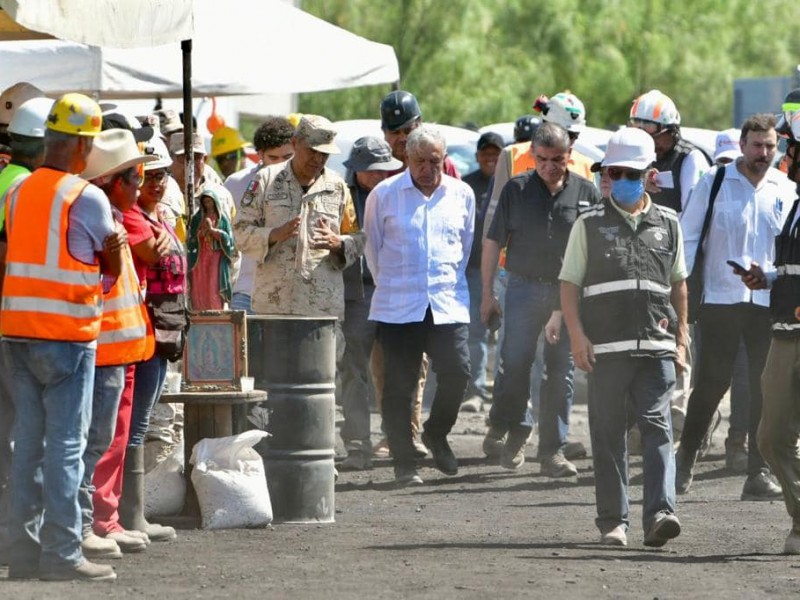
[
  {"xmin": 481, "ymin": 122, "xmax": 600, "ymax": 475},
  {"xmin": 676, "ymin": 114, "xmax": 796, "ymax": 501},
  {"xmin": 736, "ymin": 106, "xmax": 800, "ymax": 554}
]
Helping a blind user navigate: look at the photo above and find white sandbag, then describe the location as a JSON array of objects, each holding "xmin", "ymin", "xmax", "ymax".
[
  {"xmin": 144, "ymin": 445, "xmax": 186, "ymax": 518},
  {"xmin": 190, "ymin": 430, "xmax": 272, "ymax": 530}
]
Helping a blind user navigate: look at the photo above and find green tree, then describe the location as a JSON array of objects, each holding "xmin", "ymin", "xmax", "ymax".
[{"xmin": 299, "ymin": 0, "xmax": 800, "ymax": 130}]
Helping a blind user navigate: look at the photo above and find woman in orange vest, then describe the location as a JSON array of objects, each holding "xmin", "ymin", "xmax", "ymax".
[{"xmin": 76, "ymin": 129, "xmax": 157, "ymax": 559}]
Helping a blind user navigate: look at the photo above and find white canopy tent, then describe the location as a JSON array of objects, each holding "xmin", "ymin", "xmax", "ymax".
[
  {"xmin": 0, "ymin": 0, "xmax": 399, "ymax": 213},
  {"xmin": 0, "ymin": 0, "xmax": 400, "ymax": 97},
  {"xmin": 0, "ymin": 0, "xmax": 194, "ymax": 47}
]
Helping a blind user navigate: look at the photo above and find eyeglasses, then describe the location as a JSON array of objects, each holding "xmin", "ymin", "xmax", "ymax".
[
  {"xmin": 144, "ymin": 170, "xmax": 170, "ymax": 183},
  {"xmin": 607, "ymin": 167, "xmax": 644, "ymax": 181},
  {"xmin": 628, "ymin": 118, "xmax": 661, "ymax": 135}
]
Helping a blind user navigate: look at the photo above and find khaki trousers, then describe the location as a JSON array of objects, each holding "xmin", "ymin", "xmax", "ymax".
[{"xmin": 759, "ymin": 337, "xmax": 800, "ymax": 533}]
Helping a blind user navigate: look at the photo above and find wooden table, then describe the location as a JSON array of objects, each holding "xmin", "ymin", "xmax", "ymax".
[{"xmin": 160, "ymin": 390, "xmax": 268, "ymax": 519}]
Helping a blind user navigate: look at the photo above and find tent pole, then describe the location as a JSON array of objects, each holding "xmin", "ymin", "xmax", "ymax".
[{"xmin": 182, "ymin": 38, "xmax": 194, "ymax": 217}]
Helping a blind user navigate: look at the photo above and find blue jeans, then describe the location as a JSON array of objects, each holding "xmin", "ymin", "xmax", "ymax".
[
  {"xmin": 494, "ymin": 270, "xmax": 541, "ymax": 422},
  {"xmin": 130, "ymin": 354, "xmax": 168, "ymax": 448},
  {"xmin": 4, "ymin": 339, "xmax": 95, "ymax": 571},
  {"xmin": 230, "ymin": 292, "xmax": 253, "ymax": 314},
  {"xmin": 465, "ymin": 267, "xmax": 489, "ymax": 400},
  {"xmin": 0, "ymin": 345, "xmax": 14, "ymax": 552},
  {"xmin": 489, "ymin": 275, "xmax": 573, "ymax": 456},
  {"xmin": 588, "ymin": 356, "xmax": 676, "ymax": 533},
  {"xmin": 79, "ymin": 365, "xmax": 125, "ymax": 534}
]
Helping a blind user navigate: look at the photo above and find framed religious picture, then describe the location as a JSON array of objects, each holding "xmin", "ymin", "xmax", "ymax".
[{"xmin": 183, "ymin": 310, "xmax": 248, "ymax": 391}]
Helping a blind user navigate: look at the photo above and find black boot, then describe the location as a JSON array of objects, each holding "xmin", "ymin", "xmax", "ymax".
[{"xmin": 119, "ymin": 445, "xmax": 177, "ymax": 542}]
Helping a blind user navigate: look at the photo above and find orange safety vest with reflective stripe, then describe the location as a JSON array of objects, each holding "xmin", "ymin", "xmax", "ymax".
[
  {"xmin": 508, "ymin": 141, "xmax": 595, "ymax": 180},
  {"xmin": 1, "ymin": 168, "xmax": 103, "ymax": 342},
  {"xmin": 96, "ymin": 242, "xmax": 155, "ymax": 366}
]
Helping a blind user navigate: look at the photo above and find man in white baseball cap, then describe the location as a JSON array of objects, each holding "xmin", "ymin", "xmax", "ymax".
[
  {"xmin": 713, "ymin": 128, "xmax": 742, "ymax": 165},
  {"xmin": 559, "ymin": 127, "xmax": 688, "ymax": 548}
]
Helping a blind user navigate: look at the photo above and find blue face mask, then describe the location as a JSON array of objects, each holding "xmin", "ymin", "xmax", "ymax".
[{"xmin": 611, "ymin": 178, "xmax": 645, "ymax": 205}]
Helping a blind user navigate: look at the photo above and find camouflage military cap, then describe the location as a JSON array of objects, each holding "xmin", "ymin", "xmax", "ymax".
[{"xmin": 295, "ymin": 115, "xmax": 340, "ymax": 155}]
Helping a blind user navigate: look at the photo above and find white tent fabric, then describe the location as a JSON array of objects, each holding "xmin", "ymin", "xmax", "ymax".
[
  {"xmin": 0, "ymin": 0, "xmax": 399, "ymax": 97},
  {"xmin": 0, "ymin": 0, "xmax": 194, "ymax": 48}
]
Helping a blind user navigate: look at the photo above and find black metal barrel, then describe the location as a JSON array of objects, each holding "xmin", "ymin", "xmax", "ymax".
[{"xmin": 246, "ymin": 315, "xmax": 336, "ymax": 524}]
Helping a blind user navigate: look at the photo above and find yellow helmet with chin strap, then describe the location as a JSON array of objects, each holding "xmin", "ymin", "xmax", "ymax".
[
  {"xmin": 210, "ymin": 126, "xmax": 249, "ymax": 158},
  {"xmin": 46, "ymin": 93, "xmax": 102, "ymax": 136}
]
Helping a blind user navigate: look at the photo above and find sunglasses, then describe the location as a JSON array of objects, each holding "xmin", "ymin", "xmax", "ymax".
[{"xmin": 607, "ymin": 167, "xmax": 645, "ymax": 181}]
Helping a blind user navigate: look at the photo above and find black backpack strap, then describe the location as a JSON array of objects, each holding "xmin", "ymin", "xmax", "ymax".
[{"xmin": 696, "ymin": 165, "xmax": 726, "ymax": 262}]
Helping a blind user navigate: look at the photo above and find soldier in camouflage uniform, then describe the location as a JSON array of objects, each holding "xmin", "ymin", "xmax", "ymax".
[{"xmin": 233, "ymin": 115, "xmax": 362, "ymax": 325}]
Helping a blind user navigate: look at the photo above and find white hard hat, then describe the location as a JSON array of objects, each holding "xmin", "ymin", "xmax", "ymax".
[
  {"xmin": 601, "ymin": 127, "xmax": 657, "ymax": 170},
  {"xmin": 630, "ymin": 90, "xmax": 681, "ymax": 126},
  {"xmin": 713, "ymin": 128, "xmax": 742, "ymax": 163},
  {"xmin": 0, "ymin": 82, "xmax": 45, "ymax": 126},
  {"xmin": 541, "ymin": 92, "xmax": 586, "ymax": 132},
  {"xmin": 142, "ymin": 134, "xmax": 173, "ymax": 170},
  {"xmin": 8, "ymin": 97, "xmax": 54, "ymax": 138}
]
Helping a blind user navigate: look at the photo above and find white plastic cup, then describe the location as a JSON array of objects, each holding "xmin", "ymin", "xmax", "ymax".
[{"xmin": 240, "ymin": 376, "xmax": 255, "ymax": 392}]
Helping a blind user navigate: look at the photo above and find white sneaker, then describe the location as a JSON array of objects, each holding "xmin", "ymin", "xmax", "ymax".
[{"xmin": 600, "ymin": 525, "xmax": 628, "ymax": 547}]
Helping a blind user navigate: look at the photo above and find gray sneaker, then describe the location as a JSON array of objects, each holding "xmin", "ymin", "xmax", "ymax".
[
  {"xmin": 540, "ymin": 450, "xmax": 578, "ymax": 478},
  {"xmin": 724, "ymin": 432, "xmax": 748, "ymax": 473},
  {"xmin": 644, "ymin": 513, "xmax": 681, "ymax": 548},
  {"xmin": 482, "ymin": 425, "xmax": 507, "ymax": 459},
  {"xmin": 394, "ymin": 465, "xmax": 424, "ymax": 487},
  {"xmin": 741, "ymin": 470, "xmax": 783, "ymax": 501},
  {"xmin": 500, "ymin": 430, "xmax": 529, "ymax": 470}
]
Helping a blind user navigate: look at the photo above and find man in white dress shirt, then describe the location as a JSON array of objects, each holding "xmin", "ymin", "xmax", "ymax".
[
  {"xmin": 363, "ymin": 126, "xmax": 475, "ymax": 486},
  {"xmin": 676, "ymin": 114, "xmax": 797, "ymax": 501}
]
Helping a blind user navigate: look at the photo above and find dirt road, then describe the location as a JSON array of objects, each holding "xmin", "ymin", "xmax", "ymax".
[{"xmin": 2, "ymin": 406, "xmax": 798, "ymax": 599}]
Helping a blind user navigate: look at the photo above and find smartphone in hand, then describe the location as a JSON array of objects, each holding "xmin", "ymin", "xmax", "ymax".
[{"xmin": 726, "ymin": 259, "xmax": 748, "ymax": 274}]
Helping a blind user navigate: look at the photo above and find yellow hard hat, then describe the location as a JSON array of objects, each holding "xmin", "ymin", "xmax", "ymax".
[
  {"xmin": 210, "ymin": 126, "xmax": 248, "ymax": 157},
  {"xmin": 46, "ymin": 93, "xmax": 102, "ymax": 137}
]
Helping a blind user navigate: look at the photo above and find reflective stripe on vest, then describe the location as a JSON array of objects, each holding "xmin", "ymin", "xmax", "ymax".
[
  {"xmin": 777, "ymin": 264, "xmax": 800, "ymax": 276},
  {"xmin": 1, "ymin": 169, "xmax": 102, "ymax": 342},
  {"xmin": 96, "ymin": 246, "xmax": 152, "ymax": 367},
  {"xmin": 583, "ymin": 279, "xmax": 672, "ymax": 298},
  {"xmin": 593, "ymin": 339, "xmax": 677, "ymax": 355}
]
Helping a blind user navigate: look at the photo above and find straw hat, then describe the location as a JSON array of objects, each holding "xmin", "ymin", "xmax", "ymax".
[{"xmin": 82, "ymin": 129, "xmax": 157, "ymax": 180}]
